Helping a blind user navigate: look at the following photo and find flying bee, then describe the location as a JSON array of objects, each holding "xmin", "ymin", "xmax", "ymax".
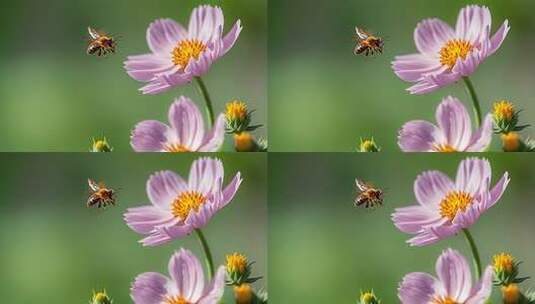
[
  {"xmin": 86, "ymin": 26, "xmax": 117, "ymax": 57},
  {"xmin": 354, "ymin": 178, "xmax": 384, "ymax": 209},
  {"xmin": 86, "ymin": 178, "xmax": 117, "ymax": 208},
  {"xmin": 353, "ymin": 26, "xmax": 384, "ymax": 56}
]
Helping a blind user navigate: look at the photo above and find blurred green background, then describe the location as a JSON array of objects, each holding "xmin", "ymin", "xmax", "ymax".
[
  {"xmin": 0, "ymin": 153, "xmax": 267, "ymax": 302},
  {"xmin": 270, "ymin": 153, "xmax": 535, "ymax": 303},
  {"xmin": 269, "ymin": 0, "xmax": 535, "ymax": 151},
  {"xmin": 0, "ymin": 0, "xmax": 266, "ymax": 151}
]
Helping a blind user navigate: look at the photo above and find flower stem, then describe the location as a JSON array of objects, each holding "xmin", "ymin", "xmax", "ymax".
[
  {"xmin": 194, "ymin": 228, "xmax": 215, "ymax": 279},
  {"xmin": 462, "ymin": 76, "xmax": 483, "ymax": 127},
  {"xmin": 194, "ymin": 76, "xmax": 215, "ymax": 127},
  {"xmin": 462, "ymin": 228, "xmax": 482, "ymax": 279}
]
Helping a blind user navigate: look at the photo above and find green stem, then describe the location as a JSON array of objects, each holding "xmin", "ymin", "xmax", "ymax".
[
  {"xmin": 194, "ymin": 77, "xmax": 215, "ymax": 127},
  {"xmin": 462, "ymin": 228, "xmax": 482, "ymax": 279},
  {"xmin": 194, "ymin": 228, "xmax": 215, "ymax": 279},
  {"xmin": 462, "ymin": 76, "xmax": 482, "ymax": 128}
]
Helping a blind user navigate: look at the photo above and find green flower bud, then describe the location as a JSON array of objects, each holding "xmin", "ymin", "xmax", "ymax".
[
  {"xmin": 90, "ymin": 290, "xmax": 112, "ymax": 304},
  {"xmin": 90, "ymin": 137, "xmax": 113, "ymax": 152},
  {"xmin": 358, "ymin": 137, "xmax": 381, "ymax": 152}
]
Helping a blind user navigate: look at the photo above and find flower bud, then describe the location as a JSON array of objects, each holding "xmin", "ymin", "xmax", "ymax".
[
  {"xmin": 225, "ymin": 100, "xmax": 261, "ymax": 134},
  {"xmin": 234, "ymin": 132, "xmax": 256, "ymax": 152},
  {"xmin": 90, "ymin": 137, "xmax": 113, "ymax": 152},
  {"xmin": 492, "ymin": 100, "xmax": 529, "ymax": 134},
  {"xmin": 501, "ymin": 132, "xmax": 521, "ymax": 152},
  {"xmin": 359, "ymin": 290, "xmax": 380, "ymax": 304},
  {"xmin": 502, "ymin": 284, "xmax": 521, "ymax": 304},
  {"xmin": 226, "ymin": 252, "xmax": 261, "ymax": 286},
  {"xmin": 493, "ymin": 253, "xmax": 528, "ymax": 286},
  {"xmin": 358, "ymin": 137, "xmax": 381, "ymax": 152},
  {"xmin": 90, "ymin": 290, "xmax": 113, "ymax": 304},
  {"xmin": 234, "ymin": 284, "xmax": 253, "ymax": 304}
]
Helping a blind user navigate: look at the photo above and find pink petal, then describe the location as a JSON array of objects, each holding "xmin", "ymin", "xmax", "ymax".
[
  {"xmin": 168, "ymin": 249, "xmax": 206, "ymax": 302},
  {"xmin": 188, "ymin": 5, "xmax": 224, "ymax": 43},
  {"xmin": 188, "ymin": 158, "xmax": 224, "ymax": 195},
  {"xmin": 168, "ymin": 97, "xmax": 206, "ymax": 150},
  {"xmin": 466, "ymin": 114, "xmax": 493, "ymax": 152},
  {"xmin": 398, "ymin": 120, "xmax": 442, "ymax": 152},
  {"xmin": 140, "ymin": 231, "xmax": 173, "ymax": 246},
  {"xmin": 435, "ymin": 249, "xmax": 473, "ymax": 302},
  {"xmin": 130, "ymin": 272, "xmax": 169, "ymax": 304},
  {"xmin": 140, "ymin": 79, "xmax": 173, "ymax": 95},
  {"xmin": 392, "ymin": 54, "xmax": 442, "ymax": 82},
  {"xmin": 407, "ymin": 79, "xmax": 441, "ymax": 95},
  {"xmin": 220, "ymin": 172, "xmax": 243, "ymax": 208},
  {"xmin": 466, "ymin": 266, "xmax": 493, "ymax": 304},
  {"xmin": 435, "ymin": 96, "xmax": 473, "ymax": 150},
  {"xmin": 489, "ymin": 20, "xmax": 510, "ymax": 54},
  {"xmin": 222, "ymin": 20, "xmax": 242, "ymax": 54},
  {"xmin": 455, "ymin": 158, "xmax": 491, "ymax": 196},
  {"xmin": 198, "ymin": 114, "xmax": 225, "ymax": 152},
  {"xmin": 455, "ymin": 5, "xmax": 492, "ymax": 45},
  {"xmin": 392, "ymin": 205, "xmax": 442, "ymax": 234},
  {"xmin": 198, "ymin": 266, "xmax": 226, "ymax": 304},
  {"xmin": 124, "ymin": 54, "xmax": 174, "ymax": 82},
  {"xmin": 131, "ymin": 120, "xmax": 169, "ymax": 152},
  {"xmin": 398, "ymin": 272, "xmax": 438, "ymax": 304},
  {"xmin": 414, "ymin": 171, "xmax": 454, "ymax": 208},
  {"xmin": 147, "ymin": 170, "xmax": 187, "ymax": 210},
  {"xmin": 147, "ymin": 18, "xmax": 187, "ymax": 55},
  {"xmin": 414, "ymin": 18, "xmax": 455, "ymax": 55},
  {"xmin": 124, "ymin": 205, "xmax": 174, "ymax": 234},
  {"xmin": 487, "ymin": 172, "xmax": 510, "ymax": 208}
]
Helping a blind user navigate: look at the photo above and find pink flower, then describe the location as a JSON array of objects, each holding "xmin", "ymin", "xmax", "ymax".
[
  {"xmin": 124, "ymin": 5, "xmax": 242, "ymax": 94},
  {"xmin": 392, "ymin": 157, "xmax": 509, "ymax": 246},
  {"xmin": 131, "ymin": 96, "xmax": 225, "ymax": 152},
  {"xmin": 392, "ymin": 5, "xmax": 510, "ymax": 94},
  {"xmin": 398, "ymin": 248, "xmax": 493, "ymax": 304},
  {"xmin": 131, "ymin": 248, "xmax": 225, "ymax": 304},
  {"xmin": 124, "ymin": 157, "xmax": 242, "ymax": 246},
  {"xmin": 398, "ymin": 96, "xmax": 493, "ymax": 152}
]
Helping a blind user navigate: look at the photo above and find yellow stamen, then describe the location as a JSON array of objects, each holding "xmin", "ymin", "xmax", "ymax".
[
  {"xmin": 433, "ymin": 297, "xmax": 458, "ymax": 304},
  {"xmin": 434, "ymin": 144, "xmax": 458, "ymax": 153},
  {"xmin": 165, "ymin": 296, "xmax": 190, "ymax": 304},
  {"xmin": 234, "ymin": 284, "xmax": 253, "ymax": 304},
  {"xmin": 439, "ymin": 39, "xmax": 474, "ymax": 69},
  {"xmin": 234, "ymin": 132, "xmax": 255, "ymax": 152},
  {"xmin": 165, "ymin": 144, "xmax": 191, "ymax": 153},
  {"xmin": 502, "ymin": 284, "xmax": 520, "ymax": 304},
  {"xmin": 494, "ymin": 253, "xmax": 515, "ymax": 273},
  {"xmin": 501, "ymin": 132, "xmax": 520, "ymax": 152},
  {"xmin": 171, "ymin": 191, "xmax": 206, "ymax": 219},
  {"xmin": 171, "ymin": 39, "xmax": 206, "ymax": 68},
  {"xmin": 439, "ymin": 191, "xmax": 474, "ymax": 221},
  {"xmin": 226, "ymin": 101, "xmax": 248, "ymax": 121},
  {"xmin": 226, "ymin": 252, "xmax": 248, "ymax": 274},
  {"xmin": 493, "ymin": 100, "xmax": 516, "ymax": 121}
]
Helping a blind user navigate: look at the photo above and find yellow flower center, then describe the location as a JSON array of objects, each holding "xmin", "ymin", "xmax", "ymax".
[
  {"xmin": 226, "ymin": 101, "xmax": 248, "ymax": 121},
  {"xmin": 171, "ymin": 39, "xmax": 207, "ymax": 68},
  {"xmin": 234, "ymin": 132, "xmax": 255, "ymax": 152},
  {"xmin": 501, "ymin": 132, "xmax": 520, "ymax": 152},
  {"xmin": 165, "ymin": 144, "xmax": 191, "ymax": 153},
  {"xmin": 439, "ymin": 39, "xmax": 474, "ymax": 69},
  {"xmin": 171, "ymin": 191, "xmax": 206, "ymax": 219},
  {"xmin": 493, "ymin": 100, "xmax": 515, "ymax": 121},
  {"xmin": 502, "ymin": 284, "xmax": 520, "ymax": 304},
  {"xmin": 493, "ymin": 253, "xmax": 515, "ymax": 272},
  {"xmin": 433, "ymin": 297, "xmax": 458, "ymax": 304},
  {"xmin": 165, "ymin": 296, "xmax": 190, "ymax": 304},
  {"xmin": 434, "ymin": 144, "xmax": 458, "ymax": 153},
  {"xmin": 234, "ymin": 284, "xmax": 253, "ymax": 304},
  {"xmin": 361, "ymin": 140, "xmax": 375, "ymax": 151},
  {"xmin": 439, "ymin": 191, "xmax": 474, "ymax": 221},
  {"xmin": 226, "ymin": 252, "xmax": 248, "ymax": 274},
  {"xmin": 360, "ymin": 292, "xmax": 377, "ymax": 303}
]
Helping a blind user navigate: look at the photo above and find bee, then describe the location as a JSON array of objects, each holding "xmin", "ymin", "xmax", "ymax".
[
  {"xmin": 354, "ymin": 178, "xmax": 384, "ymax": 209},
  {"xmin": 353, "ymin": 27, "xmax": 384, "ymax": 56},
  {"xmin": 87, "ymin": 178, "xmax": 117, "ymax": 208},
  {"xmin": 86, "ymin": 26, "xmax": 117, "ymax": 56}
]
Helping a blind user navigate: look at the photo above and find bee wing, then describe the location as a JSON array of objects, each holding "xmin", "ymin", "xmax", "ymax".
[
  {"xmin": 355, "ymin": 27, "xmax": 370, "ymax": 40},
  {"xmin": 87, "ymin": 26, "xmax": 101, "ymax": 39},
  {"xmin": 355, "ymin": 178, "xmax": 369, "ymax": 191},
  {"xmin": 87, "ymin": 178, "xmax": 100, "ymax": 192}
]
